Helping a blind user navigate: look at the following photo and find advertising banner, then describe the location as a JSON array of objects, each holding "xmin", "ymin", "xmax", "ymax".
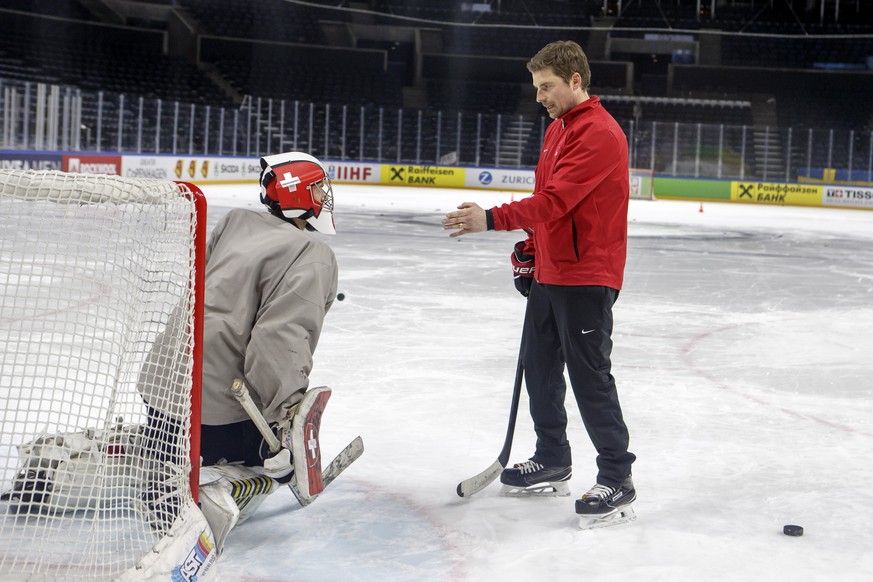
[
  {"xmin": 730, "ymin": 182, "xmax": 822, "ymax": 206},
  {"xmin": 201, "ymin": 158, "xmax": 261, "ymax": 182},
  {"xmin": 0, "ymin": 152, "xmax": 62, "ymax": 171},
  {"xmin": 324, "ymin": 162, "xmax": 381, "ymax": 184},
  {"xmin": 822, "ymin": 185, "xmax": 873, "ymax": 209},
  {"xmin": 63, "ymin": 155, "xmax": 122, "ymax": 175},
  {"xmin": 466, "ymin": 168, "xmax": 535, "ymax": 191},
  {"xmin": 121, "ymin": 156, "xmax": 260, "ymax": 182},
  {"xmin": 380, "ymin": 164, "xmax": 466, "ymax": 187}
]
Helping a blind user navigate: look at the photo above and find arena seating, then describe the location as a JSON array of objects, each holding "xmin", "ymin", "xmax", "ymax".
[
  {"xmin": 0, "ymin": 9, "xmax": 226, "ymax": 105},
  {"xmin": 2, "ymin": 0, "xmax": 871, "ymax": 173}
]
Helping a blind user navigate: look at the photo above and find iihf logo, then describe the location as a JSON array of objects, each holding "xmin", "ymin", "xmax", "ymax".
[{"xmin": 479, "ymin": 171, "xmax": 493, "ymax": 185}]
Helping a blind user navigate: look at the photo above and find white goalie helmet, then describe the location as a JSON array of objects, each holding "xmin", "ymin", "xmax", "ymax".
[{"xmin": 259, "ymin": 152, "xmax": 336, "ymax": 235}]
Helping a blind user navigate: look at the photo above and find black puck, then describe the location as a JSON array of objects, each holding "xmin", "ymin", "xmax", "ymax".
[
  {"xmin": 783, "ymin": 524, "xmax": 803, "ymax": 537},
  {"xmin": 336, "ymin": 292, "xmax": 345, "ymax": 301}
]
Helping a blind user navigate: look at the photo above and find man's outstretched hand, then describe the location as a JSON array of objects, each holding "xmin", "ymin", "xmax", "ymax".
[{"xmin": 442, "ymin": 202, "xmax": 486, "ymax": 237}]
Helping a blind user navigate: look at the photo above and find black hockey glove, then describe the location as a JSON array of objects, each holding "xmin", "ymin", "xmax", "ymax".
[{"xmin": 510, "ymin": 240, "xmax": 535, "ymax": 297}]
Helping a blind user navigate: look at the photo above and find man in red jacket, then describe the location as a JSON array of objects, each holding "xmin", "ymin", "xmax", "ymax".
[{"xmin": 443, "ymin": 40, "xmax": 636, "ymax": 527}]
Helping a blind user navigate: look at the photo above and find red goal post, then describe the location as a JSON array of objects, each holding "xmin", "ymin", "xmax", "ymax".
[{"xmin": 0, "ymin": 170, "xmax": 214, "ymax": 579}]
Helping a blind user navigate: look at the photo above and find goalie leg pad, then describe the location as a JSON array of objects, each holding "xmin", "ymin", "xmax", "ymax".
[
  {"xmin": 1, "ymin": 429, "xmax": 139, "ymax": 514},
  {"xmin": 199, "ymin": 465, "xmax": 278, "ymax": 551},
  {"xmin": 199, "ymin": 480, "xmax": 240, "ymax": 554},
  {"xmin": 117, "ymin": 499, "xmax": 218, "ymax": 581},
  {"xmin": 284, "ymin": 386, "xmax": 331, "ymax": 502}
]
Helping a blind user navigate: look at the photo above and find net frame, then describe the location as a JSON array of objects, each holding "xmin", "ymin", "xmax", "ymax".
[{"xmin": 0, "ymin": 170, "xmax": 206, "ymax": 579}]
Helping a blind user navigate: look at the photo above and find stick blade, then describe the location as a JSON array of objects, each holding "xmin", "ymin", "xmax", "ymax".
[
  {"xmin": 289, "ymin": 435, "xmax": 363, "ymax": 507},
  {"xmin": 456, "ymin": 459, "xmax": 504, "ymax": 498}
]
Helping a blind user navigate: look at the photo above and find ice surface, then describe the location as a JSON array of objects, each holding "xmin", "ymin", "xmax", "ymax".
[{"xmin": 199, "ymin": 184, "xmax": 873, "ymax": 582}]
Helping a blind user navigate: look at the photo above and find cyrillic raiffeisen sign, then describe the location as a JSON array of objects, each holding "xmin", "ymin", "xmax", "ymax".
[{"xmin": 730, "ymin": 182, "xmax": 822, "ymax": 206}]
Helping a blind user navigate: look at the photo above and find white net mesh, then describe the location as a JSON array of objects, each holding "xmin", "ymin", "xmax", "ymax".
[{"xmin": 0, "ymin": 170, "xmax": 203, "ymax": 580}]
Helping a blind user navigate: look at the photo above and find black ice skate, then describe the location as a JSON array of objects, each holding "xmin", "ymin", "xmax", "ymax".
[
  {"xmin": 499, "ymin": 460, "xmax": 571, "ymax": 497},
  {"xmin": 575, "ymin": 475, "xmax": 636, "ymax": 529}
]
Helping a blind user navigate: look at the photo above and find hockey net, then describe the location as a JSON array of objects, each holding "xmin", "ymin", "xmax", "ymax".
[
  {"xmin": 629, "ymin": 168, "xmax": 655, "ymax": 200},
  {"xmin": 0, "ymin": 170, "xmax": 215, "ymax": 579}
]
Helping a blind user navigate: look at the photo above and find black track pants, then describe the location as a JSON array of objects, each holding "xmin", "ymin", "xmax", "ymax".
[
  {"xmin": 520, "ymin": 282, "xmax": 635, "ymax": 487},
  {"xmin": 200, "ymin": 419, "xmax": 266, "ymax": 467}
]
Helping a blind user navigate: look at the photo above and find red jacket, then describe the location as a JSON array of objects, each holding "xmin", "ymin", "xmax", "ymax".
[{"xmin": 490, "ymin": 97, "xmax": 628, "ymax": 289}]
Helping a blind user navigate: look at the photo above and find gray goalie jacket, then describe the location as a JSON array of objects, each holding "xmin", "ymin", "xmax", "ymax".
[{"xmin": 201, "ymin": 208, "xmax": 338, "ymax": 426}]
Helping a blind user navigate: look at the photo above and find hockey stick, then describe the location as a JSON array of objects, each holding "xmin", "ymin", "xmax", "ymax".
[
  {"xmin": 288, "ymin": 435, "xmax": 364, "ymax": 507},
  {"xmin": 230, "ymin": 379, "xmax": 281, "ymax": 452},
  {"xmin": 456, "ymin": 350, "xmax": 523, "ymax": 498}
]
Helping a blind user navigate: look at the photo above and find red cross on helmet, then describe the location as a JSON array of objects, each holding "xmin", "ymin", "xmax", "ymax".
[{"xmin": 259, "ymin": 152, "xmax": 336, "ymax": 235}]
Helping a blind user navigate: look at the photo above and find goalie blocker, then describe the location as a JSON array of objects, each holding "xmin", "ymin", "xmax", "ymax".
[
  {"xmin": 283, "ymin": 386, "xmax": 332, "ymax": 502},
  {"xmin": 230, "ymin": 381, "xmax": 332, "ymax": 504}
]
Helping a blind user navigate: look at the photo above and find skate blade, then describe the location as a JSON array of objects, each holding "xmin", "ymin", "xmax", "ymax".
[
  {"xmin": 578, "ymin": 505, "xmax": 636, "ymax": 530},
  {"xmin": 499, "ymin": 480, "xmax": 571, "ymax": 497}
]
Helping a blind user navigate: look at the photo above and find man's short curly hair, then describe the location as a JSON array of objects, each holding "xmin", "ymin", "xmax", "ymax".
[{"xmin": 526, "ymin": 40, "xmax": 591, "ymax": 91}]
